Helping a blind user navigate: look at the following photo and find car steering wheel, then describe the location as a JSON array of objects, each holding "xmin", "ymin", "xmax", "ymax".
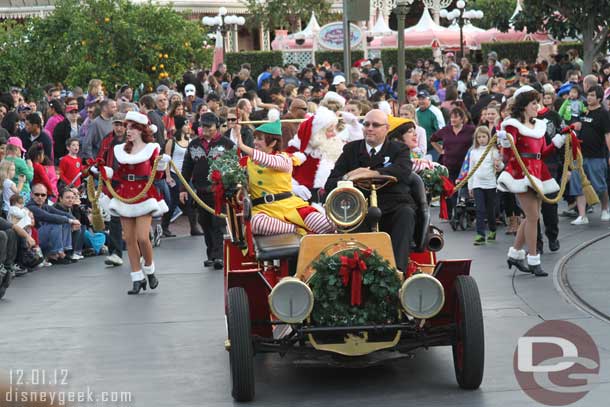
[{"xmin": 352, "ymin": 175, "xmax": 397, "ymax": 191}]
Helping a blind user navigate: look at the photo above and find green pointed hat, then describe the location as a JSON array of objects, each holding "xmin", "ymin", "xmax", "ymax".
[{"xmin": 255, "ymin": 120, "xmax": 282, "ymax": 136}]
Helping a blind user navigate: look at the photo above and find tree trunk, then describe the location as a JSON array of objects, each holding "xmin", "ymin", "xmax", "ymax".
[{"xmin": 582, "ymin": 25, "xmax": 595, "ymax": 75}]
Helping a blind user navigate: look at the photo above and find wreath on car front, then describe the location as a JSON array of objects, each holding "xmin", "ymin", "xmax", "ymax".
[{"xmin": 308, "ymin": 248, "xmax": 402, "ymax": 327}]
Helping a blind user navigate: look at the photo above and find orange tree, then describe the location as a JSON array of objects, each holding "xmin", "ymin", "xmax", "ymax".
[{"xmin": 1, "ymin": 0, "xmax": 210, "ymax": 93}]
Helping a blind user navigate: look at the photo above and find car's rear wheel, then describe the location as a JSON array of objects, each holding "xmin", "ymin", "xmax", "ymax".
[
  {"xmin": 227, "ymin": 287, "xmax": 255, "ymax": 401},
  {"xmin": 0, "ymin": 270, "xmax": 11, "ymax": 300},
  {"xmin": 452, "ymin": 275, "xmax": 484, "ymax": 390}
]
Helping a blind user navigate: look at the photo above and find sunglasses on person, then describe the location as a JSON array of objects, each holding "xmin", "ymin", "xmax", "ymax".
[
  {"xmin": 226, "ymin": 117, "xmax": 237, "ymax": 122},
  {"xmin": 33, "ymin": 193, "xmax": 47, "ymax": 197},
  {"xmin": 363, "ymin": 121, "xmax": 387, "ymax": 128}
]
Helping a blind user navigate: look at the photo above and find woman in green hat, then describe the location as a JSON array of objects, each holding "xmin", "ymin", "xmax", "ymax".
[{"xmin": 234, "ymin": 120, "xmax": 335, "ymax": 235}]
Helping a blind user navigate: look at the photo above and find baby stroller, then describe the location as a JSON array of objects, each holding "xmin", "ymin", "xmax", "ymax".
[{"xmin": 450, "ymin": 188, "xmax": 477, "ymax": 231}]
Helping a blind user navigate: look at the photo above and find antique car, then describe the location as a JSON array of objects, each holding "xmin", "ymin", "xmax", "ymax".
[{"xmin": 221, "ymin": 173, "xmax": 484, "ymax": 401}]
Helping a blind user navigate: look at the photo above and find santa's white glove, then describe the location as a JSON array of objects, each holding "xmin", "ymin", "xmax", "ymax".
[
  {"xmin": 292, "ymin": 180, "xmax": 312, "ymax": 201},
  {"xmin": 497, "ymin": 130, "xmax": 512, "ymax": 148},
  {"xmin": 341, "ymin": 111, "xmax": 357, "ymax": 125},
  {"xmin": 156, "ymin": 154, "xmax": 171, "ymax": 171},
  {"xmin": 552, "ymin": 133, "xmax": 566, "ymax": 148}
]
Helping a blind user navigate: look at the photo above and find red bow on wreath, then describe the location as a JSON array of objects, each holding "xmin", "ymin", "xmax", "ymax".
[
  {"xmin": 210, "ymin": 170, "xmax": 225, "ymax": 215},
  {"xmin": 339, "ymin": 249, "xmax": 372, "ymax": 306},
  {"xmin": 439, "ymin": 175, "xmax": 455, "ymax": 220},
  {"xmin": 85, "ymin": 158, "xmax": 107, "ymax": 179}
]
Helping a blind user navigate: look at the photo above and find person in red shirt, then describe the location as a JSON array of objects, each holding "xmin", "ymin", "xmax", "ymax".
[
  {"xmin": 26, "ymin": 143, "xmax": 55, "ymax": 199},
  {"xmin": 58, "ymin": 137, "xmax": 82, "ymax": 188}
]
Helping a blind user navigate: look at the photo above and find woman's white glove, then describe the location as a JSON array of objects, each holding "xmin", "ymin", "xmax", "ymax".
[
  {"xmin": 552, "ymin": 133, "xmax": 567, "ymax": 148},
  {"xmin": 496, "ymin": 130, "xmax": 512, "ymax": 148},
  {"xmin": 156, "ymin": 154, "xmax": 171, "ymax": 171},
  {"xmin": 291, "ymin": 179, "xmax": 312, "ymax": 201}
]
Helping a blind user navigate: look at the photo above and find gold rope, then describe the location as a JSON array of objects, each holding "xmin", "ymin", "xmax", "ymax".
[
  {"xmin": 452, "ymin": 133, "xmax": 576, "ymax": 205},
  {"xmin": 169, "ymin": 160, "xmax": 227, "ymax": 219},
  {"xmin": 101, "ymin": 155, "xmax": 162, "ymax": 204},
  {"xmin": 87, "ymin": 174, "xmax": 106, "ymax": 232}
]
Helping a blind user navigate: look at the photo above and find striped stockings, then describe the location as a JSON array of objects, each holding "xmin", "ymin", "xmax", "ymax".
[{"xmin": 251, "ymin": 212, "xmax": 335, "ymax": 235}]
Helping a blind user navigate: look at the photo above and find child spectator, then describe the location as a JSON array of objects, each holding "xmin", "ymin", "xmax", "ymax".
[
  {"xmin": 8, "ymin": 194, "xmax": 33, "ymax": 231},
  {"xmin": 467, "ymin": 126, "xmax": 503, "ymax": 245},
  {"xmin": 558, "ymin": 86, "xmax": 586, "ymax": 124},
  {"xmin": 0, "ymin": 160, "xmax": 26, "ymax": 214},
  {"xmin": 58, "ymin": 137, "xmax": 82, "ymax": 189}
]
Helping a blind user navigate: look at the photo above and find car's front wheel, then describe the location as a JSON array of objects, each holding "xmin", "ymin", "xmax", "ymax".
[
  {"xmin": 227, "ymin": 287, "xmax": 255, "ymax": 401},
  {"xmin": 452, "ymin": 275, "xmax": 484, "ymax": 390}
]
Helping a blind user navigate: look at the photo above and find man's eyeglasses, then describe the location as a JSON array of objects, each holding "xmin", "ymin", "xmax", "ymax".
[
  {"xmin": 363, "ymin": 121, "xmax": 387, "ymax": 128},
  {"xmin": 33, "ymin": 193, "xmax": 47, "ymax": 197},
  {"xmin": 227, "ymin": 118, "xmax": 237, "ymax": 122}
]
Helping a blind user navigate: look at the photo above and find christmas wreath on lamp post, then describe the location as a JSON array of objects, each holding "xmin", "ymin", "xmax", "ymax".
[{"xmin": 309, "ymin": 248, "xmax": 402, "ymax": 327}]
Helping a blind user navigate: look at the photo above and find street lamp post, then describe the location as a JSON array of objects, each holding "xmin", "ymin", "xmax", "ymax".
[
  {"xmin": 422, "ymin": 0, "xmax": 452, "ymax": 24},
  {"xmin": 394, "ymin": 0, "xmax": 414, "ymax": 107},
  {"xmin": 202, "ymin": 8, "xmax": 245, "ymax": 56},
  {"xmin": 439, "ymin": 1, "xmax": 483, "ymax": 59}
]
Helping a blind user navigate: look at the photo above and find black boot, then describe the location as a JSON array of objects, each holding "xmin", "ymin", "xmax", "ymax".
[
  {"xmin": 529, "ymin": 264, "xmax": 548, "ymax": 277},
  {"xmin": 161, "ymin": 212, "xmax": 173, "ymax": 237},
  {"xmin": 147, "ymin": 273, "xmax": 159, "ymax": 289},
  {"xmin": 188, "ymin": 210, "xmax": 204, "ymax": 236},
  {"xmin": 507, "ymin": 257, "xmax": 531, "ymax": 273},
  {"xmin": 549, "ymin": 239, "xmax": 560, "ymax": 252},
  {"xmin": 127, "ymin": 279, "xmax": 147, "ymax": 295}
]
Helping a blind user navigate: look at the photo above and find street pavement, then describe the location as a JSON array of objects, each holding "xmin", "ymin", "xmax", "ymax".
[{"xmin": 0, "ymin": 207, "xmax": 609, "ymax": 407}]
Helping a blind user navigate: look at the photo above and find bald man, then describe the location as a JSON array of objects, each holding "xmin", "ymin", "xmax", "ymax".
[
  {"xmin": 281, "ymin": 98, "xmax": 308, "ymax": 148},
  {"xmin": 325, "ymin": 109, "xmax": 416, "ymax": 271}
]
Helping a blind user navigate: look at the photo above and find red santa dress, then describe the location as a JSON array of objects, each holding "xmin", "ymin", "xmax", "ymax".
[
  {"xmin": 108, "ymin": 142, "xmax": 169, "ymax": 218},
  {"xmin": 497, "ymin": 117, "xmax": 560, "ymax": 195}
]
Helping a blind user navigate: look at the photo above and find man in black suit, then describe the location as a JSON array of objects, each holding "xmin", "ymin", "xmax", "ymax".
[{"xmin": 325, "ymin": 109, "xmax": 416, "ymax": 271}]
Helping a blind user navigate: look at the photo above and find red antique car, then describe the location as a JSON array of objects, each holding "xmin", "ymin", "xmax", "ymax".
[{"xmin": 221, "ymin": 174, "xmax": 484, "ymax": 401}]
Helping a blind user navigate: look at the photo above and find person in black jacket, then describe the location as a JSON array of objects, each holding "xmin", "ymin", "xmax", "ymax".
[
  {"xmin": 325, "ymin": 109, "xmax": 416, "ymax": 272},
  {"xmin": 179, "ymin": 113, "xmax": 234, "ymax": 269}
]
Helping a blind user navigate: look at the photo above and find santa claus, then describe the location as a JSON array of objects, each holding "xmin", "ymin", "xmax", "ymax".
[{"xmin": 286, "ymin": 105, "xmax": 345, "ymax": 201}]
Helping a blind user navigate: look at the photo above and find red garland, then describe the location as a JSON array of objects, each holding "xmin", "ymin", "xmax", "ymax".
[
  {"xmin": 338, "ymin": 249, "xmax": 372, "ymax": 306},
  {"xmin": 439, "ymin": 175, "xmax": 455, "ymax": 220},
  {"xmin": 210, "ymin": 170, "xmax": 225, "ymax": 215}
]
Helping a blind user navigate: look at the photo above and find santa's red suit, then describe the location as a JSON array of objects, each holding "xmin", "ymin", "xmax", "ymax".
[
  {"xmin": 497, "ymin": 117, "xmax": 563, "ymax": 194},
  {"xmin": 285, "ymin": 106, "xmax": 344, "ymax": 193},
  {"xmin": 107, "ymin": 142, "xmax": 169, "ymax": 218}
]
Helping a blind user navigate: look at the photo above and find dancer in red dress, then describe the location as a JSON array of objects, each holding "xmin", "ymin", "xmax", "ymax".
[
  {"xmin": 107, "ymin": 111, "xmax": 169, "ymax": 294},
  {"xmin": 497, "ymin": 86, "xmax": 566, "ymax": 276}
]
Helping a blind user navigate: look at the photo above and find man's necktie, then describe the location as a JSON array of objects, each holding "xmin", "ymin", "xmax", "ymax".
[{"xmin": 370, "ymin": 147, "xmax": 376, "ymax": 159}]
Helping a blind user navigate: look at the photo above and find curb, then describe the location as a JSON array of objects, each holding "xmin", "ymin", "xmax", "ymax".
[{"xmin": 553, "ymin": 231, "xmax": 610, "ymax": 324}]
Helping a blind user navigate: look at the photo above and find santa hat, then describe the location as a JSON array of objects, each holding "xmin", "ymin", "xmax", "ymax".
[
  {"xmin": 321, "ymin": 91, "xmax": 346, "ymax": 109},
  {"xmin": 288, "ymin": 106, "xmax": 337, "ymax": 152}
]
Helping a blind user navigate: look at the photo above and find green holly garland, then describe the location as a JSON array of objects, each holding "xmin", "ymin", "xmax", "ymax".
[
  {"xmin": 308, "ymin": 249, "xmax": 402, "ymax": 327},
  {"xmin": 207, "ymin": 146, "xmax": 247, "ymax": 194},
  {"xmin": 420, "ymin": 164, "xmax": 449, "ymax": 198}
]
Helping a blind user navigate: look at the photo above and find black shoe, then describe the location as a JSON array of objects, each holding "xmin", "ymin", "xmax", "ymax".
[
  {"xmin": 127, "ymin": 279, "xmax": 147, "ymax": 295},
  {"xmin": 213, "ymin": 259, "xmax": 223, "ymax": 270},
  {"xmin": 549, "ymin": 239, "xmax": 560, "ymax": 252},
  {"xmin": 147, "ymin": 273, "xmax": 159, "ymax": 289},
  {"xmin": 49, "ymin": 257, "xmax": 72, "ymax": 265},
  {"xmin": 507, "ymin": 257, "xmax": 531, "ymax": 273},
  {"xmin": 162, "ymin": 229, "xmax": 176, "ymax": 238},
  {"xmin": 529, "ymin": 264, "xmax": 548, "ymax": 277},
  {"xmin": 203, "ymin": 260, "xmax": 214, "ymax": 267},
  {"xmin": 190, "ymin": 228, "xmax": 204, "ymax": 236}
]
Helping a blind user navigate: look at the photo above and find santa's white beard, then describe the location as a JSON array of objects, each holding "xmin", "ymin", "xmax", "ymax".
[{"xmin": 306, "ymin": 131, "xmax": 345, "ymax": 162}]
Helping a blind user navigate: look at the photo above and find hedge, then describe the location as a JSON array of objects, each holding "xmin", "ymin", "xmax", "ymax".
[
  {"xmin": 315, "ymin": 50, "xmax": 365, "ymax": 69},
  {"xmin": 557, "ymin": 42, "xmax": 583, "ymax": 57},
  {"xmin": 481, "ymin": 41, "xmax": 539, "ymax": 63},
  {"xmin": 380, "ymin": 48, "xmax": 434, "ymax": 74},
  {"xmin": 225, "ymin": 51, "xmax": 284, "ymax": 76}
]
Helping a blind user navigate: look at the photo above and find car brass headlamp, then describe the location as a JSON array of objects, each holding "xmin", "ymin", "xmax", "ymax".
[
  {"xmin": 399, "ymin": 273, "xmax": 445, "ymax": 319},
  {"xmin": 268, "ymin": 277, "xmax": 314, "ymax": 323},
  {"xmin": 324, "ymin": 181, "xmax": 367, "ymax": 231}
]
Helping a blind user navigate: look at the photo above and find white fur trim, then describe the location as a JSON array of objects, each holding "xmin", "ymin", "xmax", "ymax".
[
  {"xmin": 292, "ymin": 151, "xmax": 307, "ymax": 164},
  {"xmin": 113, "ymin": 143, "xmax": 160, "ymax": 165},
  {"xmin": 314, "ymin": 158, "xmax": 335, "ymax": 189},
  {"xmin": 513, "ymin": 85, "xmax": 536, "ymax": 99},
  {"xmin": 527, "ymin": 254, "xmax": 541, "ymax": 265},
  {"xmin": 552, "ymin": 133, "xmax": 566, "ymax": 148},
  {"xmin": 508, "ymin": 247, "xmax": 526, "ymax": 260},
  {"xmin": 288, "ymin": 135, "xmax": 301, "ymax": 150},
  {"xmin": 142, "ymin": 262, "xmax": 155, "ymax": 275},
  {"xmin": 130, "ymin": 270, "xmax": 145, "ymax": 282},
  {"xmin": 267, "ymin": 108, "xmax": 281, "ymax": 122},
  {"xmin": 109, "ymin": 197, "xmax": 169, "ymax": 218},
  {"xmin": 312, "ymin": 106, "xmax": 338, "ymax": 138},
  {"xmin": 103, "ymin": 166, "xmax": 114, "ymax": 179},
  {"xmin": 125, "ymin": 111, "xmax": 149, "ymax": 125},
  {"xmin": 501, "ymin": 118, "xmax": 546, "ymax": 139},
  {"xmin": 322, "ymin": 91, "xmax": 345, "ymax": 108},
  {"xmin": 497, "ymin": 171, "xmax": 559, "ymax": 194}
]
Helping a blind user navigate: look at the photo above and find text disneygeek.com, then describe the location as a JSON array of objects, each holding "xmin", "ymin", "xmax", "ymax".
[{"xmin": 4, "ymin": 386, "xmax": 133, "ymax": 405}]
